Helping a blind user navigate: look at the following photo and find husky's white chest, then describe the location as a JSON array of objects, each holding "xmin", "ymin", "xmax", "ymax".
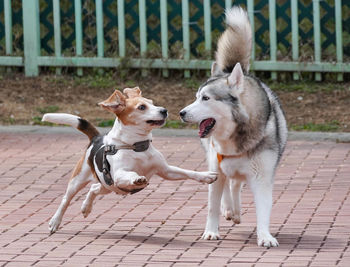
[{"xmin": 219, "ymin": 156, "xmax": 251, "ymax": 181}]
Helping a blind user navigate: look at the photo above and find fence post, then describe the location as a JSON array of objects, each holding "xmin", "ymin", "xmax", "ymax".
[
  {"xmin": 23, "ymin": 0, "xmax": 40, "ymax": 76},
  {"xmin": 182, "ymin": 0, "xmax": 190, "ymax": 78}
]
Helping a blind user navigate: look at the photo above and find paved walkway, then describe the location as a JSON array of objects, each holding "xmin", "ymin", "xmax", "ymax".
[{"xmin": 0, "ymin": 131, "xmax": 349, "ymax": 267}]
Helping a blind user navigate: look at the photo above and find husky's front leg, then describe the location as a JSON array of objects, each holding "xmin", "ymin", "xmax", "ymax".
[{"xmin": 202, "ymin": 172, "xmax": 225, "ymax": 240}]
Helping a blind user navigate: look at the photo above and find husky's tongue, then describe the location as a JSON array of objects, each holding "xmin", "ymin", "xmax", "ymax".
[{"xmin": 199, "ymin": 118, "xmax": 216, "ymax": 138}]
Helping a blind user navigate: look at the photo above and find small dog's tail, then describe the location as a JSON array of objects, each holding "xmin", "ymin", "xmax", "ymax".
[
  {"xmin": 42, "ymin": 113, "xmax": 100, "ymax": 141},
  {"xmin": 216, "ymin": 6, "xmax": 252, "ymax": 74}
]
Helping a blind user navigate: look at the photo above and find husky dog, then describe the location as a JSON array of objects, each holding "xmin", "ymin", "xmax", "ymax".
[{"xmin": 179, "ymin": 7, "xmax": 287, "ymax": 247}]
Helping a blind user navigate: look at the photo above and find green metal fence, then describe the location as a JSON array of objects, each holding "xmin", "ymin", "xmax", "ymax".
[{"xmin": 0, "ymin": 0, "xmax": 349, "ymax": 80}]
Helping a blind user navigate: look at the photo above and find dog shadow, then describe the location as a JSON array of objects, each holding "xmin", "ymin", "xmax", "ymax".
[
  {"xmin": 227, "ymin": 231, "xmax": 344, "ymax": 250},
  {"xmin": 57, "ymin": 229, "xmax": 344, "ymax": 250}
]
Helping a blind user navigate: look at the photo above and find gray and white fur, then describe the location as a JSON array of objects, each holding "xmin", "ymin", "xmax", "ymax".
[{"xmin": 180, "ymin": 6, "xmax": 287, "ymax": 247}]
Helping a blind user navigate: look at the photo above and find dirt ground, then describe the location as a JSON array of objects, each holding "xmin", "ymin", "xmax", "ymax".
[{"xmin": 0, "ymin": 72, "xmax": 350, "ymax": 132}]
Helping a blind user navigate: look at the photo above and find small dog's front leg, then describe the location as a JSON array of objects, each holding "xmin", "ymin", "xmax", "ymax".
[
  {"xmin": 157, "ymin": 165, "xmax": 217, "ymax": 184},
  {"xmin": 114, "ymin": 169, "xmax": 149, "ymax": 191}
]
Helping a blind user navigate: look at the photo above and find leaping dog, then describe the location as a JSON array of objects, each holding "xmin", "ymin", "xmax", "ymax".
[{"xmin": 43, "ymin": 87, "xmax": 217, "ymax": 234}]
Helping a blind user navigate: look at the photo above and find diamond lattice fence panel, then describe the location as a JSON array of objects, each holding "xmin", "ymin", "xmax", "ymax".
[{"xmin": 0, "ymin": 0, "xmax": 348, "ymax": 61}]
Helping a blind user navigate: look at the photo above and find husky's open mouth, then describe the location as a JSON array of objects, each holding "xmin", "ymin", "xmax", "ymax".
[
  {"xmin": 146, "ymin": 120, "xmax": 165, "ymax": 126},
  {"xmin": 199, "ymin": 118, "xmax": 216, "ymax": 138}
]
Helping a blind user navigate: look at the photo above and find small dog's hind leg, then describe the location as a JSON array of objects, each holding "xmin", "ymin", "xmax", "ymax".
[
  {"xmin": 81, "ymin": 183, "xmax": 110, "ymax": 218},
  {"xmin": 49, "ymin": 160, "xmax": 91, "ymax": 234}
]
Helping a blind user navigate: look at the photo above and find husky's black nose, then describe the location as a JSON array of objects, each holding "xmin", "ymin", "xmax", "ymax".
[
  {"xmin": 160, "ymin": 108, "xmax": 168, "ymax": 118},
  {"xmin": 179, "ymin": 110, "xmax": 186, "ymax": 118}
]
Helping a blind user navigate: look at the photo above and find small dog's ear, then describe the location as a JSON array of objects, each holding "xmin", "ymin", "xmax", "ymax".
[
  {"xmin": 99, "ymin": 90, "xmax": 126, "ymax": 114},
  {"xmin": 123, "ymin": 87, "xmax": 142, "ymax": 98},
  {"xmin": 228, "ymin": 63, "xmax": 244, "ymax": 93}
]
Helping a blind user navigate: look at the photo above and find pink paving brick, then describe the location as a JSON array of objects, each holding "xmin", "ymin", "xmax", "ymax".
[{"xmin": 0, "ymin": 131, "xmax": 350, "ymax": 266}]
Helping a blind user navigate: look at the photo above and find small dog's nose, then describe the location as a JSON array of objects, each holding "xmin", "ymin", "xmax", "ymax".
[
  {"xmin": 179, "ymin": 110, "xmax": 186, "ymax": 118},
  {"xmin": 160, "ymin": 108, "xmax": 168, "ymax": 118}
]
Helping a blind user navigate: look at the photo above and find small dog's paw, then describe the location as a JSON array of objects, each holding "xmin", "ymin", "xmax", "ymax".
[
  {"xmin": 197, "ymin": 171, "xmax": 218, "ymax": 184},
  {"xmin": 81, "ymin": 202, "xmax": 92, "ymax": 218},
  {"xmin": 201, "ymin": 231, "xmax": 220, "ymax": 240},
  {"xmin": 48, "ymin": 216, "xmax": 60, "ymax": 234},
  {"xmin": 257, "ymin": 233, "xmax": 279, "ymax": 247},
  {"xmin": 133, "ymin": 176, "xmax": 148, "ymax": 186}
]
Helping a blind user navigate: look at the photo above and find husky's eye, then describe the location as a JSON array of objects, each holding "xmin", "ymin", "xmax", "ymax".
[
  {"xmin": 138, "ymin": 104, "xmax": 146, "ymax": 111},
  {"xmin": 202, "ymin": 95, "xmax": 210, "ymax": 101}
]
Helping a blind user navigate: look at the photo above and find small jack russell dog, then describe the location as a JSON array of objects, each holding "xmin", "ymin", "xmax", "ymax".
[{"xmin": 42, "ymin": 87, "xmax": 217, "ymax": 234}]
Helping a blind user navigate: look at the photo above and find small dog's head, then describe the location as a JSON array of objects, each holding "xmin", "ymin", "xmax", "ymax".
[{"xmin": 99, "ymin": 87, "xmax": 167, "ymax": 130}]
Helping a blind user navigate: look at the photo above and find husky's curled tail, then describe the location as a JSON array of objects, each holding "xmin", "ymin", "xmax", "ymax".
[
  {"xmin": 42, "ymin": 113, "xmax": 100, "ymax": 141},
  {"xmin": 216, "ymin": 6, "xmax": 252, "ymax": 74}
]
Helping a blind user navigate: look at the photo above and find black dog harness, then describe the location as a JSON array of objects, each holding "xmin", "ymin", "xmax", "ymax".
[{"xmin": 88, "ymin": 136, "xmax": 151, "ymax": 193}]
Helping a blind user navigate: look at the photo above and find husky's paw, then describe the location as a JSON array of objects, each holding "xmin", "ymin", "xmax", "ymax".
[
  {"xmin": 48, "ymin": 216, "xmax": 61, "ymax": 234},
  {"xmin": 221, "ymin": 205, "xmax": 241, "ymax": 223},
  {"xmin": 201, "ymin": 230, "xmax": 220, "ymax": 240},
  {"xmin": 257, "ymin": 233, "xmax": 279, "ymax": 247},
  {"xmin": 233, "ymin": 214, "xmax": 241, "ymax": 224},
  {"xmin": 221, "ymin": 207, "xmax": 234, "ymax": 221},
  {"xmin": 133, "ymin": 176, "xmax": 148, "ymax": 186},
  {"xmin": 196, "ymin": 171, "xmax": 218, "ymax": 184}
]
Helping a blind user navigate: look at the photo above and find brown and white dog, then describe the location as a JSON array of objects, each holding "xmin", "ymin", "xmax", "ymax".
[{"xmin": 43, "ymin": 87, "xmax": 217, "ymax": 234}]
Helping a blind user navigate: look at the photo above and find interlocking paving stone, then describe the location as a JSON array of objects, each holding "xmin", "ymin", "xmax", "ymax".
[{"xmin": 0, "ymin": 132, "xmax": 350, "ymax": 266}]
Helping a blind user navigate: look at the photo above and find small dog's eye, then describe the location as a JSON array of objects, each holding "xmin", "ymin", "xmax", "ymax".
[
  {"xmin": 202, "ymin": 95, "xmax": 210, "ymax": 101},
  {"xmin": 138, "ymin": 104, "xmax": 146, "ymax": 111}
]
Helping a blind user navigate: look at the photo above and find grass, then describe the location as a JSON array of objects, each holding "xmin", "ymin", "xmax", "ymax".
[
  {"xmin": 268, "ymin": 81, "xmax": 350, "ymax": 93},
  {"xmin": 97, "ymin": 119, "xmax": 114, "ymax": 127},
  {"xmin": 290, "ymin": 121, "xmax": 341, "ymax": 132},
  {"xmin": 36, "ymin": 105, "xmax": 59, "ymax": 114},
  {"xmin": 163, "ymin": 120, "xmax": 187, "ymax": 129},
  {"xmin": 32, "ymin": 105, "xmax": 60, "ymax": 126},
  {"xmin": 74, "ymin": 72, "xmax": 116, "ymax": 88}
]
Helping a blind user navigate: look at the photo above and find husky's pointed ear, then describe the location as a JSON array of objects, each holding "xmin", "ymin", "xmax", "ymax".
[
  {"xmin": 228, "ymin": 63, "xmax": 244, "ymax": 91},
  {"xmin": 123, "ymin": 87, "xmax": 142, "ymax": 98},
  {"xmin": 211, "ymin": 62, "xmax": 221, "ymax": 76},
  {"xmin": 99, "ymin": 90, "xmax": 126, "ymax": 114}
]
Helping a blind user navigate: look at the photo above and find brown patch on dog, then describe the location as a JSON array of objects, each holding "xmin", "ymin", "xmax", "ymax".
[
  {"xmin": 87, "ymin": 159, "xmax": 99, "ymax": 182},
  {"xmin": 77, "ymin": 118, "xmax": 100, "ymax": 141},
  {"xmin": 85, "ymin": 145, "xmax": 101, "ymax": 182},
  {"xmin": 99, "ymin": 90, "xmax": 126, "ymax": 115},
  {"xmin": 123, "ymin": 87, "xmax": 141, "ymax": 98},
  {"xmin": 117, "ymin": 97, "xmax": 144, "ymax": 125},
  {"xmin": 70, "ymin": 155, "xmax": 85, "ymax": 181}
]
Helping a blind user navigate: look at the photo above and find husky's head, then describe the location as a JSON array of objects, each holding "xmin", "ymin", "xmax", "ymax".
[
  {"xmin": 180, "ymin": 63, "xmax": 251, "ymax": 139},
  {"xmin": 99, "ymin": 87, "xmax": 168, "ymax": 131}
]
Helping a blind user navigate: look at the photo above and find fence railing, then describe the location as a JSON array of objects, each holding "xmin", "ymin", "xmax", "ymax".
[{"xmin": 1, "ymin": 0, "xmax": 349, "ymax": 80}]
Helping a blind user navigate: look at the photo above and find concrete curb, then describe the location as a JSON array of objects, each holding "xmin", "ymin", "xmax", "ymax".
[{"xmin": 1, "ymin": 125, "xmax": 350, "ymax": 142}]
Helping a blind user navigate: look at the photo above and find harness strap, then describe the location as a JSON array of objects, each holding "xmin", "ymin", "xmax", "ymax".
[
  {"xmin": 212, "ymin": 141, "xmax": 245, "ymax": 167},
  {"xmin": 102, "ymin": 145, "xmax": 119, "ymax": 185},
  {"xmin": 217, "ymin": 153, "xmax": 223, "ymax": 164},
  {"xmin": 97, "ymin": 140, "xmax": 151, "ymax": 187}
]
